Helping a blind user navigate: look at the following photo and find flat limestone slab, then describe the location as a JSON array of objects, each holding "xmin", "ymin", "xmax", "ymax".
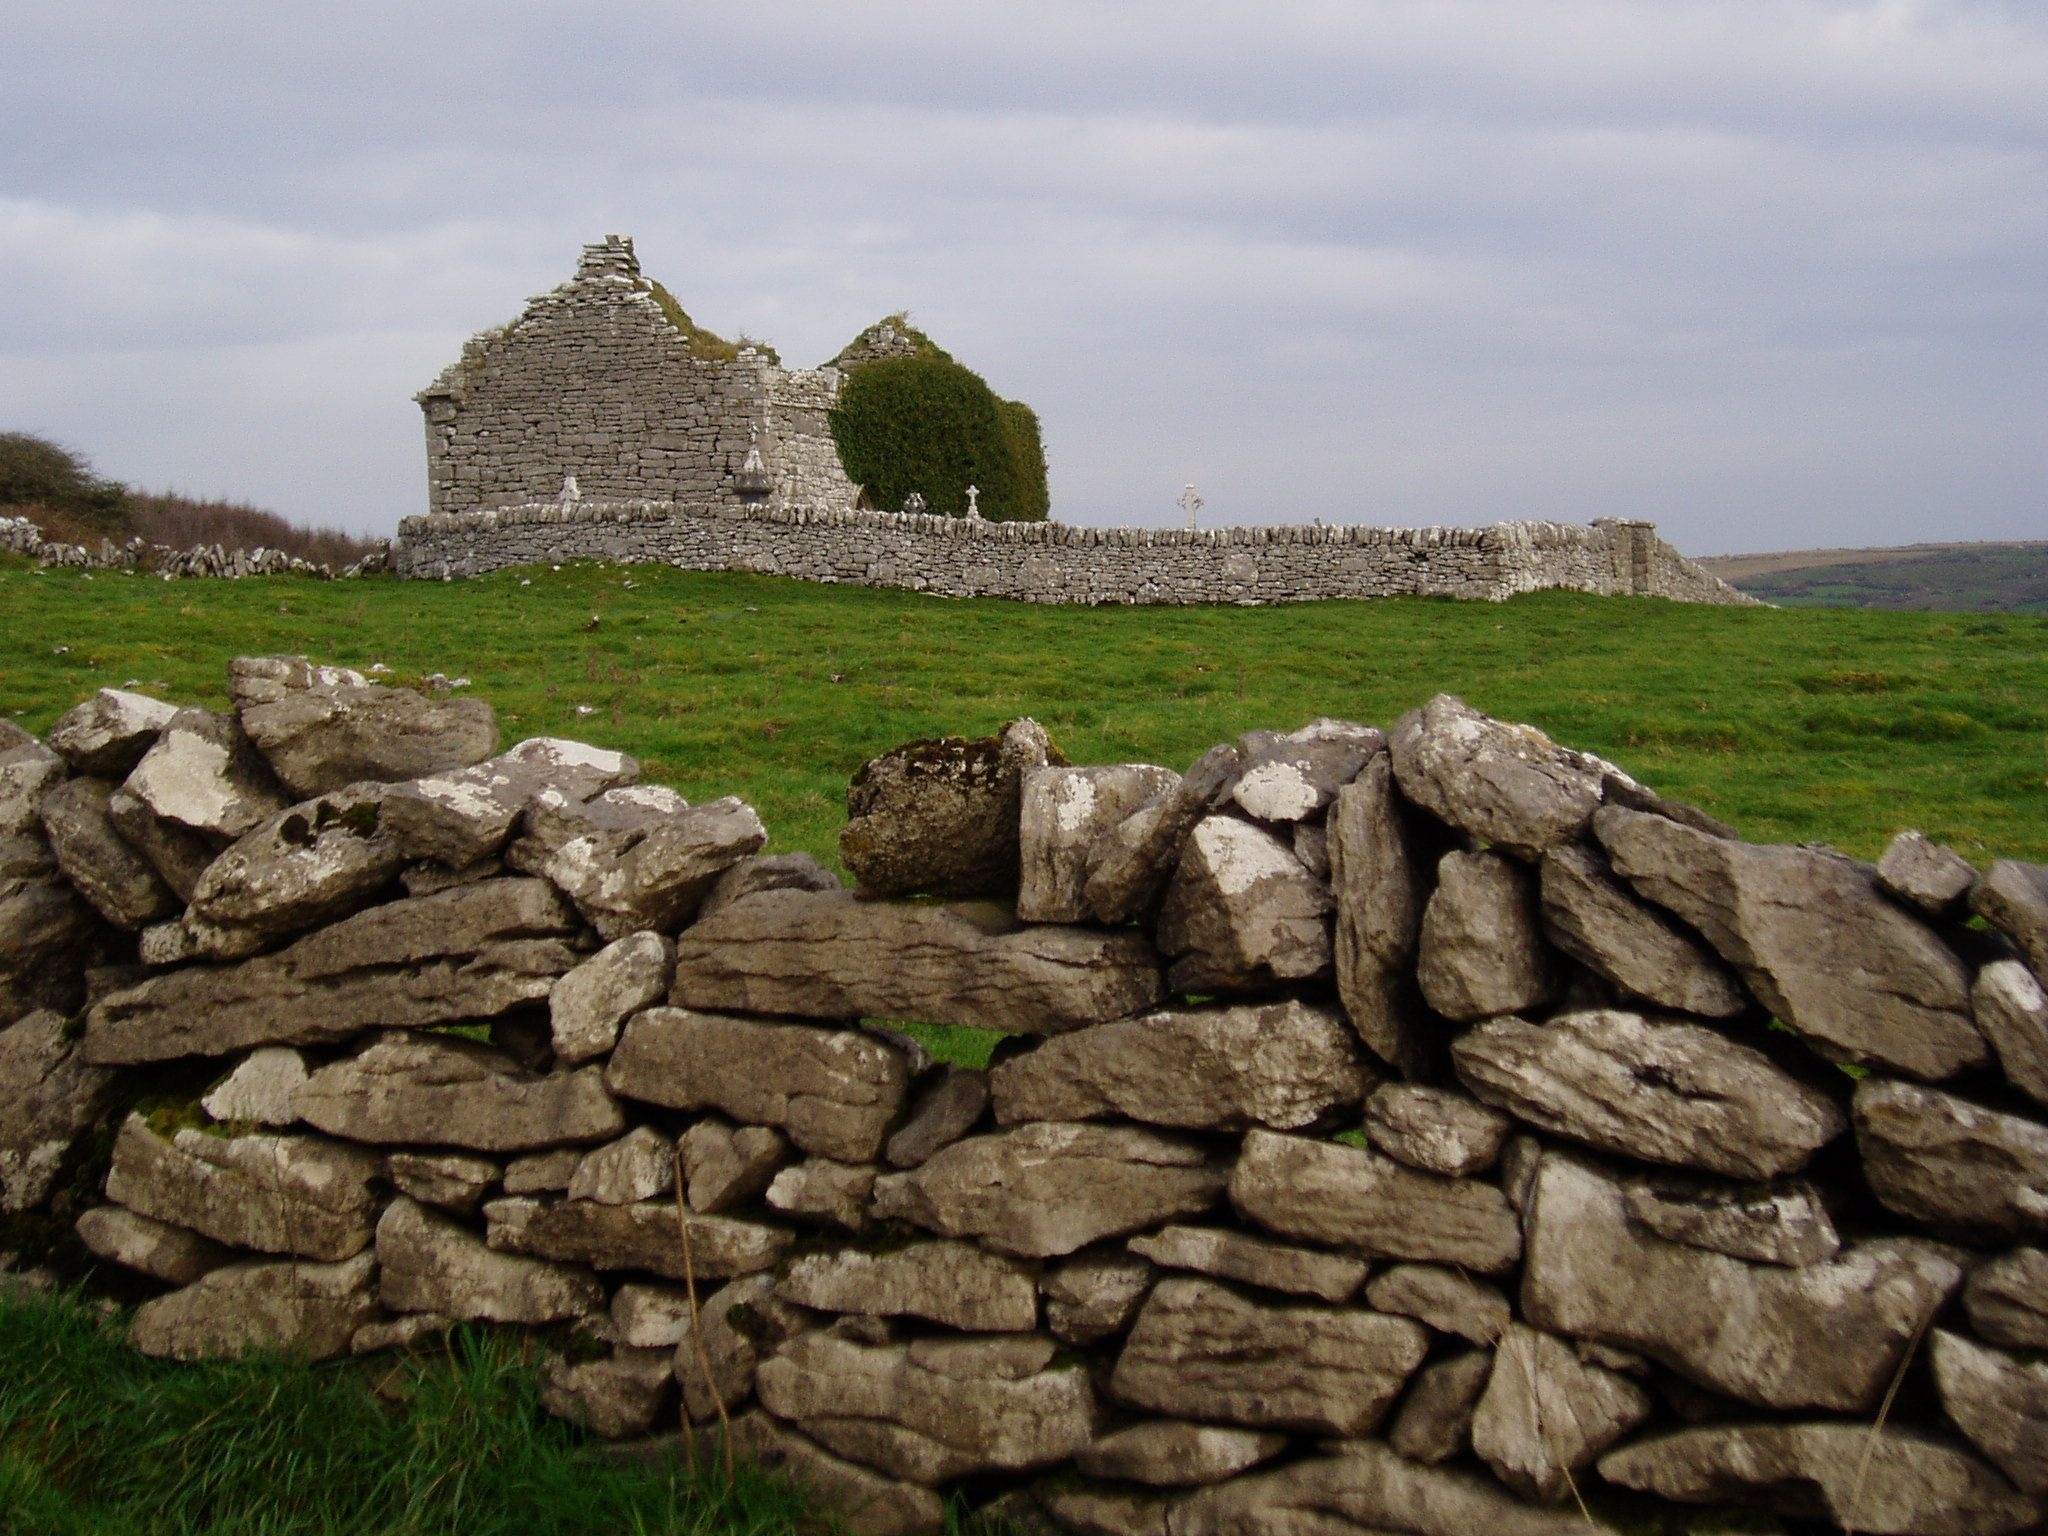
[
  {"xmin": 296, "ymin": 1032, "xmax": 623, "ymax": 1153},
  {"xmin": 1230, "ymin": 1128, "xmax": 1522, "ymax": 1275},
  {"xmin": 1111, "ymin": 1277, "xmax": 1427, "ymax": 1438},
  {"xmin": 607, "ymin": 1007, "xmax": 910, "ymax": 1163},
  {"xmin": 1522, "ymin": 1150, "xmax": 1963, "ymax": 1412},
  {"xmin": 987, "ymin": 998, "xmax": 1373, "ymax": 1133},
  {"xmin": 668, "ymin": 887, "xmax": 1164, "ymax": 1035},
  {"xmin": 82, "ymin": 878, "xmax": 579, "ymax": 1064},
  {"xmin": 1598, "ymin": 1422, "xmax": 2040, "ymax": 1535},
  {"xmin": 871, "ymin": 1122, "xmax": 1227, "ymax": 1258},
  {"xmin": 103, "ymin": 1114, "xmax": 381, "ymax": 1261},
  {"xmin": 485, "ymin": 1196, "xmax": 792, "ymax": 1282},
  {"xmin": 1596, "ymin": 805, "xmax": 1982, "ymax": 1080},
  {"xmin": 131, "ymin": 1252, "xmax": 382, "ymax": 1363}
]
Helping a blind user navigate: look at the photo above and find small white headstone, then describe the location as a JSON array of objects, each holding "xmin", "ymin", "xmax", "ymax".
[
  {"xmin": 965, "ymin": 485, "xmax": 981, "ymax": 518},
  {"xmin": 1178, "ymin": 482, "xmax": 1205, "ymax": 530}
]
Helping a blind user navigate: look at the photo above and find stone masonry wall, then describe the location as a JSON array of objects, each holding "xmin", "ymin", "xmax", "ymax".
[
  {"xmin": 395, "ymin": 500, "xmax": 1756, "ymax": 606},
  {"xmin": 418, "ymin": 236, "xmax": 858, "ymax": 517},
  {"xmin": 6, "ymin": 667, "xmax": 2045, "ymax": 1536}
]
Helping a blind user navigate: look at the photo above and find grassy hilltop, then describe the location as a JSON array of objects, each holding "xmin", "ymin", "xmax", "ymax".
[
  {"xmin": 2, "ymin": 553, "xmax": 2044, "ymax": 861},
  {"xmin": 3, "ymin": 553, "xmax": 2047, "ymax": 1534}
]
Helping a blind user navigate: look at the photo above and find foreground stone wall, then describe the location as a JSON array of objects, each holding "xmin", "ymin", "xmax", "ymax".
[
  {"xmin": 395, "ymin": 501, "xmax": 1755, "ymax": 606},
  {"xmin": 4, "ymin": 667, "xmax": 2044, "ymax": 1536}
]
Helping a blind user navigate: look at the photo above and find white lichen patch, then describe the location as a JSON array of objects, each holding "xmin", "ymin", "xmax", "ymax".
[{"xmin": 1190, "ymin": 818, "xmax": 1304, "ymax": 898}]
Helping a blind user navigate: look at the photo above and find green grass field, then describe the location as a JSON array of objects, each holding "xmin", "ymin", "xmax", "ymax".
[
  {"xmin": 3, "ymin": 554, "xmax": 2044, "ymax": 861},
  {"xmin": 4, "ymin": 553, "xmax": 2047, "ymax": 1534}
]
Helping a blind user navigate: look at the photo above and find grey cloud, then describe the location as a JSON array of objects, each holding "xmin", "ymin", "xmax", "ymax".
[{"xmin": 1, "ymin": 1, "xmax": 2043, "ymax": 548}]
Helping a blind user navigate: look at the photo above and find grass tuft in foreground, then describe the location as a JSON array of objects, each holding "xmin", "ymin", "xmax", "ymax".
[{"xmin": 0, "ymin": 1287, "xmax": 819, "ymax": 1536}]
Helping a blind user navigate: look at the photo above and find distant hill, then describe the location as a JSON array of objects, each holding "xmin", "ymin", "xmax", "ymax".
[{"xmin": 1696, "ymin": 541, "xmax": 2048, "ymax": 614}]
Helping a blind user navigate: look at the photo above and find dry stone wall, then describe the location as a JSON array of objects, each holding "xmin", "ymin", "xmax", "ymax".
[
  {"xmin": 0, "ymin": 514, "xmax": 389, "ymax": 580},
  {"xmin": 5, "ymin": 667, "xmax": 2046, "ymax": 1536},
  {"xmin": 395, "ymin": 501, "xmax": 1754, "ymax": 606}
]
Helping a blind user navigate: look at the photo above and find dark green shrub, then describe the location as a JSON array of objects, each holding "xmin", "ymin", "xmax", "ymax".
[
  {"xmin": 829, "ymin": 354, "xmax": 1049, "ymax": 522},
  {"xmin": 0, "ymin": 432, "xmax": 130, "ymax": 534}
]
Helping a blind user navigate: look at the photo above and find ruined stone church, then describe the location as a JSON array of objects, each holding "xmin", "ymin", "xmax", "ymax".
[{"xmin": 417, "ymin": 236, "xmax": 914, "ymax": 517}]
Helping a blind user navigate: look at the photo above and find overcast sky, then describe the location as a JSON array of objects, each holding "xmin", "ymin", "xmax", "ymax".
[{"xmin": 4, "ymin": 1, "xmax": 2043, "ymax": 552}]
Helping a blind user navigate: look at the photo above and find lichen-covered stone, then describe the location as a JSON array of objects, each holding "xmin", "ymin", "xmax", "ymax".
[
  {"xmin": 186, "ymin": 785, "xmax": 404, "ymax": 940},
  {"xmin": 1075, "ymin": 1421, "xmax": 1287, "ymax": 1488},
  {"xmin": 199, "ymin": 1047, "xmax": 308, "ymax": 1126},
  {"xmin": 1389, "ymin": 1348, "xmax": 1491, "ymax": 1465},
  {"xmin": 1362, "ymin": 1082, "xmax": 1511, "ymax": 1177},
  {"xmin": 1042, "ymin": 1248, "xmax": 1154, "ymax": 1345},
  {"xmin": 1470, "ymin": 1324, "xmax": 1653, "ymax": 1502},
  {"xmin": 538, "ymin": 1347, "xmax": 674, "ymax": 1440},
  {"xmin": 757, "ymin": 1330, "xmax": 1098, "ymax": 1484},
  {"xmin": 1363, "ymin": 1263, "xmax": 1512, "ymax": 1347},
  {"xmin": 549, "ymin": 931, "xmax": 673, "ymax": 1064},
  {"xmin": 1327, "ymin": 755, "xmax": 1434, "ymax": 1077},
  {"xmin": 238, "ymin": 676, "xmax": 499, "ymax": 797},
  {"xmin": 1930, "ymin": 1329, "xmax": 2048, "ymax": 1498},
  {"xmin": 1229, "ymin": 719, "xmax": 1383, "ymax": 824},
  {"xmin": 1018, "ymin": 764, "xmax": 1178, "ymax": 922},
  {"xmin": 485, "ymin": 1196, "xmax": 792, "ymax": 1282},
  {"xmin": 1176, "ymin": 1440, "xmax": 1603, "ymax": 1536},
  {"xmin": 840, "ymin": 718, "xmax": 1056, "ymax": 899},
  {"xmin": 1975, "ymin": 957, "xmax": 2048, "ymax": 1107},
  {"xmin": 884, "ymin": 1066, "xmax": 988, "ymax": 1169},
  {"xmin": 509, "ymin": 784, "xmax": 765, "ymax": 939},
  {"xmin": 130, "ymin": 1251, "xmax": 380, "ymax": 1363},
  {"xmin": 1539, "ymin": 841, "xmax": 1747, "ymax": 1017},
  {"xmin": 1965, "ymin": 1247, "xmax": 2048, "ymax": 1349},
  {"xmin": 1622, "ymin": 1172, "xmax": 1840, "ymax": 1267},
  {"xmin": 84, "ymin": 880, "xmax": 579, "ymax": 1063},
  {"xmin": 1155, "ymin": 816, "xmax": 1332, "ymax": 992},
  {"xmin": 567, "ymin": 1126, "xmax": 675, "ymax": 1205},
  {"xmin": 74, "ymin": 1205, "xmax": 231, "ymax": 1285},
  {"xmin": 679, "ymin": 1118, "xmax": 787, "ymax": 1212},
  {"xmin": 0, "ymin": 1007, "xmax": 113, "ymax": 1213},
  {"xmin": 1083, "ymin": 744, "xmax": 1245, "ymax": 925},
  {"xmin": 1877, "ymin": 830, "xmax": 1978, "ymax": 915},
  {"xmin": 379, "ymin": 736, "xmax": 639, "ymax": 870},
  {"xmin": 1390, "ymin": 694, "xmax": 1607, "ymax": 860},
  {"xmin": 123, "ymin": 707, "xmax": 288, "ymax": 843},
  {"xmin": 387, "ymin": 1150, "xmax": 498, "ymax": 1215},
  {"xmin": 377, "ymin": 1195, "xmax": 602, "ymax": 1323},
  {"xmin": 49, "ymin": 688, "xmax": 179, "ymax": 776},
  {"xmin": 104, "ymin": 1113, "xmax": 381, "ymax": 1261},
  {"xmin": 766, "ymin": 1157, "xmax": 876, "ymax": 1230},
  {"xmin": 40, "ymin": 776, "xmax": 177, "ymax": 929},
  {"xmin": 1972, "ymin": 859, "xmax": 2048, "ymax": 979},
  {"xmin": 1417, "ymin": 849, "xmax": 1562, "ymax": 1022}
]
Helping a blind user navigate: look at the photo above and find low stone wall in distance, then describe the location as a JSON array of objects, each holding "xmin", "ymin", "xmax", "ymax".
[
  {"xmin": 5, "ymin": 666, "xmax": 2045, "ymax": 1536},
  {"xmin": 394, "ymin": 500, "xmax": 1755, "ymax": 606},
  {"xmin": 0, "ymin": 515, "xmax": 389, "ymax": 580}
]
